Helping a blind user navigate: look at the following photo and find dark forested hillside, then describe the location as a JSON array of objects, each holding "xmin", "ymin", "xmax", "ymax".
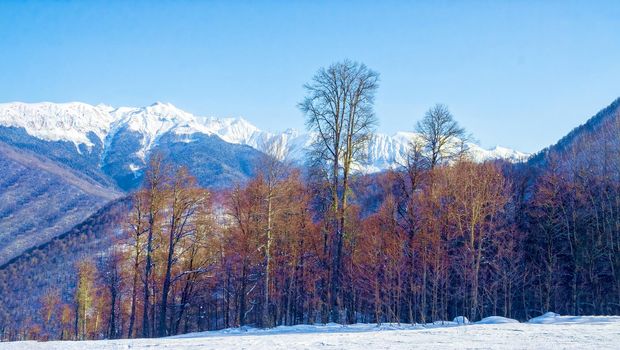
[
  {"xmin": 101, "ymin": 125, "xmax": 263, "ymax": 190},
  {"xmin": 123, "ymin": 132, "xmax": 261, "ymax": 190},
  {"xmin": 0, "ymin": 127, "xmax": 115, "ymax": 188},
  {"xmin": 0, "ymin": 141, "xmax": 122, "ymax": 266},
  {"xmin": 519, "ymin": 98, "xmax": 620, "ymax": 317},
  {"xmin": 0, "ymin": 198, "xmax": 129, "ymax": 340}
]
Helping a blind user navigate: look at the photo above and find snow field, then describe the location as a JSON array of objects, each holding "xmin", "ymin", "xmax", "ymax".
[{"xmin": 2, "ymin": 313, "xmax": 619, "ymax": 349}]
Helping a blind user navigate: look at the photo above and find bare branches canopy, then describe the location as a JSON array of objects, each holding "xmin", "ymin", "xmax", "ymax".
[
  {"xmin": 416, "ymin": 103, "xmax": 468, "ymax": 168},
  {"xmin": 299, "ymin": 60, "xmax": 379, "ymax": 176}
]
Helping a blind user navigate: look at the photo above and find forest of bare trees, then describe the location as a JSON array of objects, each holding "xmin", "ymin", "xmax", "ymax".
[{"xmin": 1, "ymin": 61, "xmax": 620, "ymax": 341}]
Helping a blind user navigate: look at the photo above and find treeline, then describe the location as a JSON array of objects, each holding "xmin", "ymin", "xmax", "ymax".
[{"xmin": 2, "ymin": 61, "xmax": 620, "ymax": 341}]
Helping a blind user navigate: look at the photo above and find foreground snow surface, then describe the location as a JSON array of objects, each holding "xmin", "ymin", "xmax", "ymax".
[{"xmin": 3, "ymin": 314, "xmax": 620, "ymax": 349}]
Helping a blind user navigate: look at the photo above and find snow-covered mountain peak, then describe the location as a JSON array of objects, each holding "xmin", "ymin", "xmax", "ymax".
[
  {"xmin": 486, "ymin": 146, "xmax": 529, "ymax": 161},
  {"xmin": 0, "ymin": 101, "xmax": 116, "ymax": 148},
  {"xmin": 150, "ymin": 101, "xmax": 172, "ymax": 107},
  {"xmin": 95, "ymin": 103, "xmax": 116, "ymax": 112},
  {"xmin": 108, "ymin": 102, "xmax": 216, "ymax": 159},
  {"xmin": 199, "ymin": 116, "xmax": 262, "ymax": 145}
]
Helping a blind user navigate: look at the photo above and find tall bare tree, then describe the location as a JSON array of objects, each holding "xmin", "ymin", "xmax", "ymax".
[
  {"xmin": 125, "ymin": 187, "xmax": 148, "ymax": 338},
  {"xmin": 141, "ymin": 154, "xmax": 170, "ymax": 338},
  {"xmin": 256, "ymin": 139, "xmax": 290, "ymax": 328},
  {"xmin": 158, "ymin": 167, "xmax": 206, "ymax": 337},
  {"xmin": 396, "ymin": 138, "xmax": 428, "ymax": 322},
  {"xmin": 299, "ymin": 59, "xmax": 379, "ymax": 322},
  {"xmin": 416, "ymin": 104, "xmax": 467, "ymax": 169}
]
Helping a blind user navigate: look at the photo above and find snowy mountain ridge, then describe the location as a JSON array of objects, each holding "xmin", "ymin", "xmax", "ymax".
[
  {"xmin": 0, "ymin": 101, "xmax": 529, "ymax": 173},
  {"xmin": 0, "ymin": 102, "xmax": 116, "ymax": 149}
]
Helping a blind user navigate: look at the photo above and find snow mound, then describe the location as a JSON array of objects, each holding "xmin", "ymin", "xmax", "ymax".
[
  {"xmin": 528, "ymin": 312, "xmax": 620, "ymax": 324},
  {"xmin": 528, "ymin": 312, "xmax": 560, "ymax": 324},
  {"xmin": 476, "ymin": 316, "xmax": 519, "ymax": 324},
  {"xmin": 453, "ymin": 316, "xmax": 470, "ymax": 324}
]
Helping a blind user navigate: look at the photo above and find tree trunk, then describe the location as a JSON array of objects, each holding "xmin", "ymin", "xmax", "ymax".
[
  {"xmin": 263, "ymin": 193, "xmax": 273, "ymax": 327},
  {"xmin": 128, "ymin": 265, "xmax": 139, "ymax": 338},
  {"xmin": 159, "ymin": 218, "xmax": 177, "ymax": 337},
  {"xmin": 142, "ymin": 222, "xmax": 154, "ymax": 338}
]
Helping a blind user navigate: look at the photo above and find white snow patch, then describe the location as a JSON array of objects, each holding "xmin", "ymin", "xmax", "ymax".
[{"xmin": 128, "ymin": 163, "xmax": 142, "ymax": 172}]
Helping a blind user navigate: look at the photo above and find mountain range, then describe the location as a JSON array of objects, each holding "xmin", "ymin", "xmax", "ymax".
[{"xmin": 0, "ymin": 101, "xmax": 528, "ymax": 189}]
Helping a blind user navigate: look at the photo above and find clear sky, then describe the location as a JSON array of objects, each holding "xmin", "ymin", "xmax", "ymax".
[{"xmin": 1, "ymin": 0, "xmax": 619, "ymax": 153}]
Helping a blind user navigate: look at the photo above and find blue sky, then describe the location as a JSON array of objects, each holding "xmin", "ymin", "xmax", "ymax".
[{"xmin": 1, "ymin": 0, "xmax": 619, "ymax": 153}]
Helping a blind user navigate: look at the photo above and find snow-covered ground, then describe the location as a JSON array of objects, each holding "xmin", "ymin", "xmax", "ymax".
[{"xmin": 2, "ymin": 313, "xmax": 619, "ymax": 349}]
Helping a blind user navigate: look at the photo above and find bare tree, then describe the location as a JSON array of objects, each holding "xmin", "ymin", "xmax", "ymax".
[
  {"xmin": 158, "ymin": 167, "xmax": 206, "ymax": 337},
  {"xmin": 299, "ymin": 59, "xmax": 379, "ymax": 322},
  {"xmin": 141, "ymin": 154, "xmax": 170, "ymax": 338},
  {"xmin": 125, "ymin": 187, "xmax": 148, "ymax": 338},
  {"xmin": 416, "ymin": 104, "xmax": 468, "ymax": 169},
  {"xmin": 256, "ymin": 138, "xmax": 290, "ymax": 328},
  {"xmin": 396, "ymin": 138, "xmax": 427, "ymax": 322}
]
